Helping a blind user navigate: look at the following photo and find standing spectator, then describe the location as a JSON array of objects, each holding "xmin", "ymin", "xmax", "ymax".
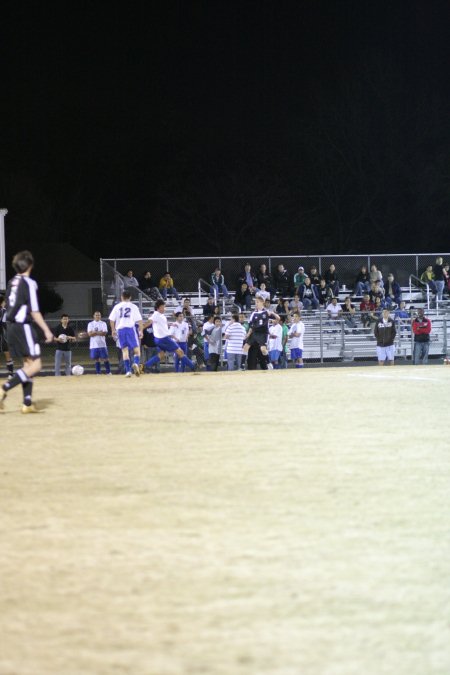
[
  {"xmin": 210, "ymin": 268, "xmax": 229, "ymax": 299},
  {"xmin": 238, "ymin": 263, "xmax": 258, "ymax": 295},
  {"xmin": 288, "ymin": 311, "xmax": 306, "ymax": 368},
  {"xmin": 279, "ymin": 315, "xmax": 289, "ymax": 369},
  {"xmin": 412, "ymin": 309, "xmax": 432, "ymax": 365},
  {"xmin": 370, "ymin": 264, "xmax": 384, "ymax": 288},
  {"xmin": 267, "ymin": 316, "xmax": 283, "ymax": 369},
  {"xmin": 374, "ymin": 308, "xmax": 396, "ymax": 366},
  {"xmin": 384, "ymin": 273, "xmax": 402, "ymax": 307},
  {"xmin": 293, "ymin": 266, "xmax": 308, "ymax": 293},
  {"xmin": 299, "ymin": 277, "xmax": 319, "ymax": 309},
  {"xmin": 206, "ymin": 316, "xmax": 223, "ymax": 371},
  {"xmin": 53, "ymin": 314, "xmax": 76, "ymax": 376},
  {"xmin": 256, "ymin": 264, "xmax": 275, "ymax": 296},
  {"xmin": 159, "ymin": 272, "xmax": 180, "ymax": 301},
  {"xmin": 354, "ymin": 265, "xmax": 371, "ymax": 296},
  {"xmin": 234, "ymin": 282, "xmax": 252, "ymax": 311},
  {"xmin": 123, "ymin": 269, "xmax": 140, "ymax": 299},
  {"xmin": 170, "ymin": 311, "xmax": 192, "ymax": 372},
  {"xmin": 433, "ymin": 257, "xmax": 445, "ymax": 303},
  {"xmin": 324, "ymin": 263, "xmax": 340, "ymax": 296},
  {"xmin": 273, "ymin": 263, "xmax": 291, "ymax": 297},
  {"xmin": 224, "ymin": 314, "xmax": 246, "ymax": 371},
  {"xmin": 87, "ymin": 311, "xmax": 111, "ymax": 375}
]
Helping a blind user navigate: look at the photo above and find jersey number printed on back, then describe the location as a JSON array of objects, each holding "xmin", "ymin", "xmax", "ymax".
[{"xmin": 119, "ymin": 307, "xmax": 131, "ymax": 318}]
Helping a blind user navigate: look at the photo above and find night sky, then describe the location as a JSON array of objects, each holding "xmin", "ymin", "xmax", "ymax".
[{"xmin": 2, "ymin": 1, "xmax": 450, "ymax": 264}]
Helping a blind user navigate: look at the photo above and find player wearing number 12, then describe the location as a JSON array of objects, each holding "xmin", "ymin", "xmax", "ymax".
[{"xmin": 108, "ymin": 291, "xmax": 143, "ymax": 377}]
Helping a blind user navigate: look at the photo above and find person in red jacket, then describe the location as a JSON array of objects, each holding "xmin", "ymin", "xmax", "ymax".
[{"xmin": 412, "ymin": 309, "xmax": 432, "ymax": 365}]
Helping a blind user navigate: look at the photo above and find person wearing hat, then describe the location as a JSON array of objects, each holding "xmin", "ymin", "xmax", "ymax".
[{"xmin": 293, "ymin": 266, "xmax": 309, "ymax": 293}]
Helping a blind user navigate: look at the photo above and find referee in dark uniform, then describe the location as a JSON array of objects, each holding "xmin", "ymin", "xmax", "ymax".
[
  {"xmin": 245, "ymin": 296, "xmax": 280, "ymax": 370},
  {"xmin": 0, "ymin": 251, "xmax": 54, "ymax": 414}
]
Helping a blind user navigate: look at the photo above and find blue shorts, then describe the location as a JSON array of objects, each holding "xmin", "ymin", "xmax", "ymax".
[
  {"xmin": 90, "ymin": 347, "xmax": 109, "ymax": 360},
  {"xmin": 376, "ymin": 345, "xmax": 395, "ymax": 361},
  {"xmin": 269, "ymin": 349, "xmax": 281, "ymax": 362},
  {"xmin": 291, "ymin": 348, "xmax": 303, "ymax": 360},
  {"xmin": 155, "ymin": 336, "xmax": 180, "ymax": 353},
  {"xmin": 118, "ymin": 327, "xmax": 139, "ymax": 350}
]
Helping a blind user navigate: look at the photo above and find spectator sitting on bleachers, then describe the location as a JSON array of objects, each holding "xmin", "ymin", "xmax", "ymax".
[
  {"xmin": 273, "ymin": 263, "xmax": 291, "ymax": 297},
  {"xmin": 317, "ymin": 278, "xmax": 334, "ymax": 307},
  {"xmin": 369, "ymin": 280, "xmax": 385, "ymax": 305},
  {"xmin": 370, "ymin": 264, "xmax": 383, "ymax": 288},
  {"xmin": 238, "ymin": 263, "xmax": 258, "ymax": 295},
  {"xmin": 360, "ymin": 294, "xmax": 375, "ymax": 329},
  {"xmin": 203, "ymin": 296, "xmax": 217, "ymax": 317},
  {"xmin": 255, "ymin": 282, "xmax": 271, "ymax": 302},
  {"xmin": 210, "ymin": 268, "xmax": 229, "ymax": 299},
  {"xmin": 234, "ymin": 282, "xmax": 252, "ymax": 311},
  {"xmin": 139, "ymin": 271, "xmax": 163, "ymax": 300},
  {"xmin": 342, "ymin": 296, "xmax": 358, "ymax": 332},
  {"xmin": 354, "ymin": 265, "xmax": 371, "ymax": 296},
  {"xmin": 159, "ymin": 272, "xmax": 180, "ymax": 301},
  {"xmin": 443, "ymin": 263, "xmax": 450, "ymax": 295},
  {"xmin": 324, "ymin": 263, "xmax": 340, "ymax": 296},
  {"xmin": 420, "ymin": 265, "xmax": 436, "ymax": 298},
  {"xmin": 384, "ymin": 273, "xmax": 401, "ymax": 307},
  {"xmin": 325, "ymin": 297, "xmax": 342, "ymax": 328},
  {"xmin": 275, "ymin": 298, "xmax": 291, "ymax": 318},
  {"xmin": 298, "ymin": 277, "xmax": 319, "ymax": 309},
  {"xmin": 394, "ymin": 301, "xmax": 410, "ymax": 337},
  {"xmin": 368, "ymin": 297, "xmax": 383, "ymax": 331},
  {"xmin": 289, "ymin": 294, "xmax": 304, "ymax": 312},
  {"xmin": 308, "ymin": 265, "xmax": 322, "ymax": 285},
  {"xmin": 433, "ymin": 257, "xmax": 445, "ymax": 302},
  {"xmin": 123, "ymin": 269, "xmax": 140, "ymax": 299},
  {"xmin": 293, "ymin": 266, "xmax": 308, "ymax": 293},
  {"xmin": 256, "ymin": 264, "xmax": 275, "ymax": 297}
]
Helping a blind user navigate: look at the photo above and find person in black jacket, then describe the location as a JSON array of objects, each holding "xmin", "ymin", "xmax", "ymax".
[
  {"xmin": 374, "ymin": 308, "xmax": 396, "ymax": 366},
  {"xmin": 273, "ymin": 264, "xmax": 291, "ymax": 297}
]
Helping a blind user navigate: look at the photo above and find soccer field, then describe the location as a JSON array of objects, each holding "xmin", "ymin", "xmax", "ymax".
[{"xmin": 1, "ymin": 366, "xmax": 450, "ymax": 675}]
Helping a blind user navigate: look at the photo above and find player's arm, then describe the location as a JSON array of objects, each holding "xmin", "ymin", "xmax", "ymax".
[
  {"xmin": 137, "ymin": 320, "xmax": 143, "ymax": 339},
  {"xmin": 109, "ymin": 320, "xmax": 117, "ymax": 338},
  {"xmin": 31, "ymin": 311, "xmax": 54, "ymax": 343},
  {"xmin": 269, "ymin": 311, "xmax": 280, "ymax": 321}
]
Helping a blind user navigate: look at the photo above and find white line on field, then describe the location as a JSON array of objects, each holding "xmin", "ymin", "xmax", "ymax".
[{"xmin": 347, "ymin": 373, "xmax": 441, "ymax": 382}]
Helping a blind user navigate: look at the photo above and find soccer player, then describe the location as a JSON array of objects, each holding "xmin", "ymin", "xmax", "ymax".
[
  {"xmin": 108, "ymin": 290, "xmax": 143, "ymax": 377},
  {"xmin": 246, "ymin": 296, "xmax": 280, "ymax": 370},
  {"xmin": 0, "ymin": 250, "xmax": 54, "ymax": 413},
  {"xmin": 87, "ymin": 311, "xmax": 111, "ymax": 375},
  {"xmin": 0, "ymin": 294, "xmax": 14, "ymax": 379},
  {"xmin": 169, "ymin": 311, "xmax": 192, "ymax": 372},
  {"xmin": 143, "ymin": 299, "xmax": 197, "ymax": 372},
  {"xmin": 268, "ymin": 316, "xmax": 283, "ymax": 368},
  {"xmin": 288, "ymin": 311, "xmax": 306, "ymax": 368}
]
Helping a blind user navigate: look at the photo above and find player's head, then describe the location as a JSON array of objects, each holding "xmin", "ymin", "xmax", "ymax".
[
  {"xmin": 214, "ymin": 316, "xmax": 222, "ymax": 325},
  {"xmin": 93, "ymin": 311, "xmax": 102, "ymax": 321},
  {"xmin": 155, "ymin": 299, "xmax": 165, "ymax": 312},
  {"xmin": 175, "ymin": 311, "xmax": 183, "ymax": 322},
  {"xmin": 12, "ymin": 250, "xmax": 34, "ymax": 274},
  {"xmin": 61, "ymin": 313, "xmax": 69, "ymax": 325},
  {"xmin": 121, "ymin": 290, "xmax": 132, "ymax": 301},
  {"xmin": 292, "ymin": 311, "xmax": 300, "ymax": 320},
  {"xmin": 255, "ymin": 296, "xmax": 264, "ymax": 309}
]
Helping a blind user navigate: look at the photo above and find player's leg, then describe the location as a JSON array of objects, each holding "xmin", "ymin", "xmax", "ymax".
[
  {"xmin": 131, "ymin": 346, "xmax": 141, "ymax": 376},
  {"xmin": 121, "ymin": 346, "xmax": 131, "ymax": 375},
  {"xmin": 64, "ymin": 351, "xmax": 72, "ymax": 376},
  {"xmin": 4, "ymin": 349, "xmax": 14, "ymax": 379},
  {"xmin": 175, "ymin": 346, "xmax": 196, "ymax": 371},
  {"xmin": 102, "ymin": 351, "xmax": 111, "ymax": 374},
  {"xmin": 55, "ymin": 349, "xmax": 62, "ymax": 376},
  {"xmin": 145, "ymin": 349, "xmax": 164, "ymax": 369}
]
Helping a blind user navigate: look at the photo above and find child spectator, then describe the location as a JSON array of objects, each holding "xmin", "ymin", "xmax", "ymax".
[
  {"xmin": 224, "ymin": 314, "xmax": 247, "ymax": 371},
  {"xmin": 268, "ymin": 316, "xmax": 283, "ymax": 369},
  {"xmin": 288, "ymin": 311, "xmax": 306, "ymax": 368},
  {"xmin": 210, "ymin": 268, "xmax": 229, "ymax": 298}
]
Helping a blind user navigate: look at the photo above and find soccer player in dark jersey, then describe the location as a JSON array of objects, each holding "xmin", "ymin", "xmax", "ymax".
[
  {"xmin": 0, "ymin": 251, "xmax": 54, "ymax": 414},
  {"xmin": 245, "ymin": 296, "xmax": 280, "ymax": 370},
  {"xmin": 0, "ymin": 295, "xmax": 14, "ymax": 379}
]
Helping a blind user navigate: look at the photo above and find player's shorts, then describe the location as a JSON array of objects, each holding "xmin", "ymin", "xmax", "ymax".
[
  {"xmin": 90, "ymin": 347, "xmax": 109, "ymax": 360},
  {"xmin": 290, "ymin": 347, "xmax": 303, "ymax": 360},
  {"xmin": 376, "ymin": 345, "xmax": 395, "ymax": 362},
  {"xmin": 117, "ymin": 327, "xmax": 139, "ymax": 350},
  {"xmin": 177, "ymin": 341, "xmax": 187, "ymax": 354},
  {"xmin": 155, "ymin": 336, "xmax": 180, "ymax": 353},
  {"xmin": 248, "ymin": 332, "xmax": 268, "ymax": 347},
  {"xmin": 269, "ymin": 349, "xmax": 281, "ymax": 362},
  {"xmin": 6, "ymin": 323, "xmax": 41, "ymax": 360}
]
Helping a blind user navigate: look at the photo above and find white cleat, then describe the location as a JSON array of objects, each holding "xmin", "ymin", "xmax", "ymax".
[{"xmin": 125, "ymin": 371, "xmax": 132, "ymax": 378}]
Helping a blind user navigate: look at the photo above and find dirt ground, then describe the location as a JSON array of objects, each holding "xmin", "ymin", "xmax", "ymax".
[{"xmin": 1, "ymin": 366, "xmax": 450, "ymax": 675}]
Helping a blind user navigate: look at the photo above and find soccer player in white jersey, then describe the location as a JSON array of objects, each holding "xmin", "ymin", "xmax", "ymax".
[
  {"xmin": 288, "ymin": 310, "xmax": 306, "ymax": 368},
  {"xmin": 87, "ymin": 311, "xmax": 111, "ymax": 375},
  {"xmin": 1, "ymin": 250, "xmax": 54, "ymax": 413},
  {"xmin": 268, "ymin": 316, "xmax": 283, "ymax": 368},
  {"xmin": 108, "ymin": 290, "xmax": 143, "ymax": 377},
  {"xmin": 169, "ymin": 311, "xmax": 192, "ymax": 372},
  {"xmin": 143, "ymin": 300, "xmax": 196, "ymax": 372}
]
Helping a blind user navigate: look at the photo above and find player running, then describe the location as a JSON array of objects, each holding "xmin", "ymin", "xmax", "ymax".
[
  {"xmin": 108, "ymin": 290, "xmax": 143, "ymax": 377},
  {"xmin": 1, "ymin": 251, "xmax": 54, "ymax": 413},
  {"xmin": 143, "ymin": 300, "xmax": 197, "ymax": 372}
]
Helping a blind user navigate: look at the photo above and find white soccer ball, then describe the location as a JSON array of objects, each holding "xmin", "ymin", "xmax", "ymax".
[
  {"xmin": 58, "ymin": 333, "xmax": 68, "ymax": 343},
  {"xmin": 72, "ymin": 365, "xmax": 84, "ymax": 376}
]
